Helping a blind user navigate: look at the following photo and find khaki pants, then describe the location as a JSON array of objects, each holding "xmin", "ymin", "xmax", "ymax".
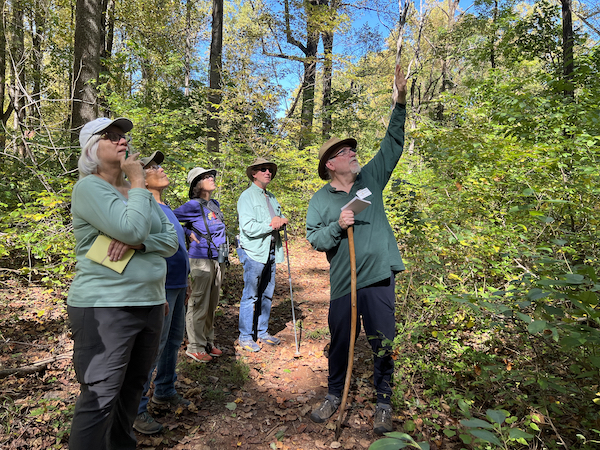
[{"xmin": 187, "ymin": 258, "xmax": 224, "ymax": 352}]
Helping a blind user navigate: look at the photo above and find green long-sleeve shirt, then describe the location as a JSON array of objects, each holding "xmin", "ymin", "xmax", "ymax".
[
  {"xmin": 306, "ymin": 103, "xmax": 406, "ymax": 300},
  {"xmin": 67, "ymin": 175, "xmax": 178, "ymax": 308},
  {"xmin": 237, "ymin": 182, "xmax": 284, "ymax": 264}
]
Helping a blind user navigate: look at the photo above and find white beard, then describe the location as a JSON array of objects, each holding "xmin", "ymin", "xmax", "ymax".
[{"xmin": 350, "ymin": 161, "xmax": 362, "ymax": 175}]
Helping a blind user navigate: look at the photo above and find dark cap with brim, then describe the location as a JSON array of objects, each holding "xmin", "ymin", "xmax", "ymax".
[
  {"xmin": 317, "ymin": 137, "xmax": 357, "ymax": 180},
  {"xmin": 140, "ymin": 150, "xmax": 165, "ymax": 168},
  {"xmin": 246, "ymin": 157, "xmax": 278, "ymax": 181}
]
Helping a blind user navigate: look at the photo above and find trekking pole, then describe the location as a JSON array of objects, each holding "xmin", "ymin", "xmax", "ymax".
[
  {"xmin": 284, "ymin": 225, "xmax": 300, "ymax": 356},
  {"xmin": 335, "ymin": 225, "xmax": 357, "ymax": 440}
]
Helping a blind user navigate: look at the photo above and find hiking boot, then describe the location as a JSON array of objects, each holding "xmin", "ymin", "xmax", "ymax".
[
  {"xmin": 151, "ymin": 392, "xmax": 190, "ymax": 408},
  {"xmin": 186, "ymin": 350, "xmax": 212, "ymax": 362},
  {"xmin": 373, "ymin": 403, "xmax": 393, "ymax": 435},
  {"xmin": 310, "ymin": 394, "xmax": 341, "ymax": 423},
  {"xmin": 133, "ymin": 412, "xmax": 163, "ymax": 435},
  {"xmin": 239, "ymin": 339, "xmax": 261, "ymax": 352},
  {"xmin": 207, "ymin": 344, "xmax": 222, "ymax": 357},
  {"xmin": 259, "ymin": 333, "xmax": 281, "ymax": 345}
]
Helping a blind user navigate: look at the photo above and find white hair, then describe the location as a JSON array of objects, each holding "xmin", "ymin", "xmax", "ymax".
[
  {"xmin": 351, "ymin": 163, "xmax": 362, "ymax": 175},
  {"xmin": 77, "ymin": 134, "xmax": 102, "ymax": 179}
]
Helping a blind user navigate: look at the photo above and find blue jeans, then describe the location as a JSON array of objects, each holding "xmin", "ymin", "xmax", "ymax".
[
  {"xmin": 138, "ymin": 287, "xmax": 186, "ymax": 414},
  {"xmin": 238, "ymin": 246, "xmax": 276, "ymax": 341}
]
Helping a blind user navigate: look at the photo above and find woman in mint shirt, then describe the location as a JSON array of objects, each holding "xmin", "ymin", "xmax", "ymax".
[{"xmin": 67, "ymin": 117, "xmax": 178, "ymax": 450}]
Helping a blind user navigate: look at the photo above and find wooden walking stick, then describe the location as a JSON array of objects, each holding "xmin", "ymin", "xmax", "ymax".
[{"xmin": 335, "ymin": 225, "xmax": 357, "ymax": 440}]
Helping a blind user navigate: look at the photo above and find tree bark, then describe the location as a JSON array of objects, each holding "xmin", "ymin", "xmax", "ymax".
[
  {"xmin": 0, "ymin": 0, "xmax": 11, "ymax": 152},
  {"xmin": 207, "ymin": 0, "xmax": 223, "ymax": 153},
  {"xmin": 30, "ymin": 0, "xmax": 46, "ymax": 122},
  {"xmin": 71, "ymin": 0, "xmax": 105, "ymax": 146},
  {"xmin": 10, "ymin": 0, "xmax": 26, "ymax": 157},
  {"xmin": 561, "ymin": 0, "xmax": 574, "ymax": 99},
  {"xmin": 298, "ymin": 27, "xmax": 318, "ymax": 151},
  {"xmin": 0, "ymin": 352, "xmax": 73, "ymax": 380},
  {"xmin": 490, "ymin": 0, "xmax": 498, "ymax": 69},
  {"xmin": 321, "ymin": 28, "xmax": 332, "ymax": 140},
  {"xmin": 321, "ymin": 0, "xmax": 340, "ymax": 141},
  {"xmin": 184, "ymin": 0, "xmax": 193, "ymax": 97}
]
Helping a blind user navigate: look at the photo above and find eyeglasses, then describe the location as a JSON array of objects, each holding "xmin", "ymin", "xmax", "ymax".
[
  {"xmin": 144, "ymin": 164, "xmax": 162, "ymax": 171},
  {"xmin": 257, "ymin": 167, "xmax": 272, "ymax": 173},
  {"xmin": 99, "ymin": 131, "xmax": 130, "ymax": 143},
  {"xmin": 329, "ymin": 147, "xmax": 356, "ymax": 160}
]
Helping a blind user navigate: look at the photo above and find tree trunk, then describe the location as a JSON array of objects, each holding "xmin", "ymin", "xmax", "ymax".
[
  {"xmin": 71, "ymin": 0, "xmax": 105, "ymax": 146},
  {"xmin": 298, "ymin": 27, "xmax": 318, "ymax": 151},
  {"xmin": 207, "ymin": 0, "xmax": 223, "ymax": 153},
  {"xmin": 99, "ymin": 0, "xmax": 115, "ymax": 116},
  {"xmin": 435, "ymin": 0, "xmax": 459, "ymax": 121},
  {"xmin": 561, "ymin": 0, "xmax": 574, "ymax": 99},
  {"xmin": 490, "ymin": 0, "xmax": 498, "ymax": 69},
  {"xmin": 0, "ymin": 0, "xmax": 12, "ymax": 152},
  {"xmin": 10, "ymin": 0, "xmax": 26, "ymax": 157},
  {"xmin": 184, "ymin": 0, "xmax": 193, "ymax": 97},
  {"xmin": 30, "ymin": 0, "xmax": 46, "ymax": 123},
  {"xmin": 321, "ymin": 28, "xmax": 332, "ymax": 140}
]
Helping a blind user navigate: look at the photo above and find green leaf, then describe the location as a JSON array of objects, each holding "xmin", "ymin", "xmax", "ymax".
[
  {"xmin": 460, "ymin": 418, "xmax": 494, "ymax": 429},
  {"xmin": 384, "ymin": 432, "xmax": 418, "ymax": 442},
  {"xmin": 527, "ymin": 289, "xmax": 550, "ymax": 301},
  {"xmin": 589, "ymin": 356, "xmax": 600, "ymax": 369},
  {"xmin": 486, "ymin": 409, "xmax": 508, "ymax": 425},
  {"xmin": 418, "ymin": 443, "xmax": 430, "ymax": 450},
  {"xmin": 403, "ymin": 420, "xmax": 416, "ymax": 432},
  {"xmin": 469, "ymin": 429, "xmax": 503, "ymax": 446},
  {"xmin": 508, "ymin": 428, "xmax": 534, "ymax": 440},
  {"xmin": 516, "ymin": 312, "xmax": 532, "ymax": 323},
  {"xmin": 577, "ymin": 291, "xmax": 598, "ymax": 306},
  {"xmin": 459, "ymin": 434, "xmax": 472, "ymax": 444},
  {"xmin": 550, "ymin": 239, "xmax": 567, "ymax": 245},
  {"xmin": 564, "ymin": 273, "xmax": 585, "ymax": 284},
  {"xmin": 225, "ymin": 402, "xmax": 237, "ymax": 411},
  {"xmin": 528, "ymin": 320, "xmax": 547, "ymax": 334},
  {"xmin": 368, "ymin": 438, "xmax": 410, "ymax": 450}
]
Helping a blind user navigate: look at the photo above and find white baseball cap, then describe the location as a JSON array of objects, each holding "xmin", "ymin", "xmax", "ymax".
[{"xmin": 79, "ymin": 117, "xmax": 134, "ymax": 148}]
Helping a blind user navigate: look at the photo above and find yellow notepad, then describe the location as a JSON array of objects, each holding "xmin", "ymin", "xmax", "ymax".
[{"xmin": 85, "ymin": 235, "xmax": 135, "ymax": 274}]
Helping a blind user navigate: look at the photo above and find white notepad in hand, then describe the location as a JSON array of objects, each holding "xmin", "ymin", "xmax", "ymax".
[{"xmin": 341, "ymin": 196, "xmax": 371, "ymax": 215}]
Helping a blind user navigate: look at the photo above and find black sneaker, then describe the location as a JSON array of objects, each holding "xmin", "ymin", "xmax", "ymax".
[
  {"xmin": 373, "ymin": 403, "xmax": 393, "ymax": 435},
  {"xmin": 133, "ymin": 412, "xmax": 163, "ymax": 434},
  {"xmin": 151, "ymin": 392, "xmax": 191, "ymax": 408},
  {"xmin": 310, "ymin": 394, "xmax": 341, "ymax": 423}
]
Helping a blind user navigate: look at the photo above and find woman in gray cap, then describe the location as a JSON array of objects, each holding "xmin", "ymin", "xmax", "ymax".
[
  {"xmin": 174, "ymin": 167, "xmax": 227, "ymax": 363},
  {"xmin": 67, "ymin": 118, "xmax": 178, "ymax": 450}
]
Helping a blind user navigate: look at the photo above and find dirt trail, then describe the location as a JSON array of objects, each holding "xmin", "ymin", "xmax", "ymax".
[{"xmin": 0, "ymin": 239, "xmax": 392, "ymax": 450}]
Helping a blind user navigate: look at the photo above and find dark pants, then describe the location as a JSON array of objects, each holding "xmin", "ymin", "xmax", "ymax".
[
  {"xmin": 327, "ymin": 275, "xmax": 396, "ymax": 404},
  {"xmin": 68, "ymin": 305, "xmax": 164, "ymax": 450}
]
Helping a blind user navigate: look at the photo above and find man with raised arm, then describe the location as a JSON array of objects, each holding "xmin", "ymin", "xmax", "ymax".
[{"xmin": 306, "ymin": 65, "xmax": 407, "ymax": 435}]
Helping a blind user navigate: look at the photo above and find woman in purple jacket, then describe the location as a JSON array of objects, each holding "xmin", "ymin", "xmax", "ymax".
[{"xmin": 174, "ymin": 167, "xmax": 226, "ymax": 363}]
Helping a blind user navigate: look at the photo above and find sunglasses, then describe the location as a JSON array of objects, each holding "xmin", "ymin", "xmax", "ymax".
[
  {"xmin": 99, "ymin": 131, "xmax": 130, "ymax": 143},
  {"xmin": 200, "ymin": 174, "xmax": 215, "ymax": 180},
  {"xmin": 144, "ymin": 164, "xmax": 162, "ymax": 171},
  {"xmin": 257, "ymin": 167, "xmax": 272, "ymax": 173},
  {"xmin": 329, "ymin": 147, "xmax": 356, "ymax": 160}
]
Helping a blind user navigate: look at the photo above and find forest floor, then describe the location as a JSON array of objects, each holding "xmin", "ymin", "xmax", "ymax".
[{"xmin": 0, "ymin": 239, "xmax": 449, "ymax": 450}]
